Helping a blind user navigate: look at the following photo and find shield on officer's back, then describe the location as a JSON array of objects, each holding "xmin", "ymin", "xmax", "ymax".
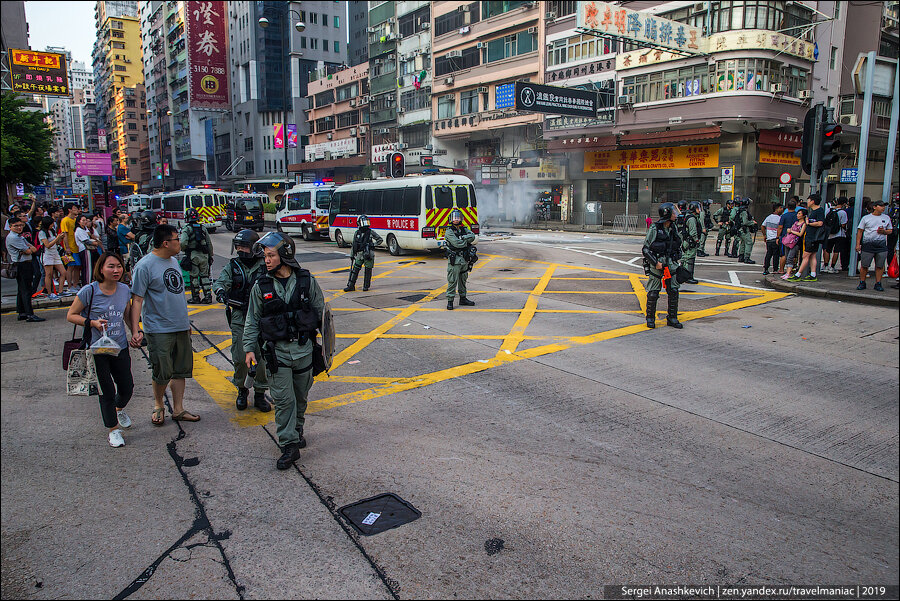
[{"xmin": 320, "ymin": 302, "xmax": 335, "ymax": 373}]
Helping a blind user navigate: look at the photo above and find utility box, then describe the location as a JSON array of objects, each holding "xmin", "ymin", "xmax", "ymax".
[{"xmin": 584, "ymin": 201, "xmax": 600, "ymax": 225}]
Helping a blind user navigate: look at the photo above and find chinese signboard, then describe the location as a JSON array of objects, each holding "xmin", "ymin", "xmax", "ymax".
[
  {"xmin": 186, "ymin": 1, "xmax": 229, "ymax": 109},
  {"xmin": 305, "ymin": 138, "xmax": 359, "ymax": 161},
  {"xmin": 759, "ymin": 149, "xmax": 801, "ymax": 166},
  {"xmin": 73, "ymin": 152, "xmax": 113, "ymax": 177},
  {"xmin": 617, "ymin": 29, "xmax": 815, "ymax": 71},
  {"xmin": 840, "ymin": 168, "xmax": 858, "ymax": 183},
  {"xmin": 515, "ymin": 81, "xmax": 597, "ymax": 118},
  {"xmin": 8, "ymin": 49, "xmax": 69, "ymax": 96},
  {"xmin": 371, "ymin": 143, "xmax": 401, "ymax": 163},
  {"xmin": 585, "ymin": 145, "xmax": 719, "ymax": 171},
  {"xmin": 578, "ymin": 2, "xmax": 702, "ymax": 55}
]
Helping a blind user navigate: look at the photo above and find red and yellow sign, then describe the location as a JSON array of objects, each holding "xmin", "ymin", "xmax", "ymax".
[
  {"xmin": 8, "ymin": 48, "xmax": 69, "ymax": 96},
  {"xmin": 585, "ymin": 144, "xmax": 719, "ymax": 171},
  {"xmin": 759, "ymin": 149, "xmax": 800, "ymax": 166}
]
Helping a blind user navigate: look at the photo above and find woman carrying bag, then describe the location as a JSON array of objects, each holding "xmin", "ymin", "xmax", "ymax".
[{"xmin": 67, "ymin": 252, "xmax": 141, "ymax": 448}]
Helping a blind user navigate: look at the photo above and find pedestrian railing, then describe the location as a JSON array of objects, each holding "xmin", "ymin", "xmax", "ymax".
[{"xmin": 611, "ymin": 214, "xmax": 647, "ymax": 233}]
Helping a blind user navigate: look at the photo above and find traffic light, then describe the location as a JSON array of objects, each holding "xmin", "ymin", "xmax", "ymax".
[
  {"xmin": 389, "ymin": 152, "xmax": 405, "ymax": 178},
  {"xmin": 615, "ymin": 166, "xmax": 627, "ymax": 191},
  {"xmin": 820, "ymin": 123, "xmax": 843, "ymax": 172},
  {"xmin": 797, "ymin": 107, "xmax": 816, "ymax": 175}
]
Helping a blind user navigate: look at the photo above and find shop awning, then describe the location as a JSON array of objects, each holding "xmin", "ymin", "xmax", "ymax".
[
  {"xmin": 619, "ymin": 126, "xmax": 721, "ymax": 146},
  {"xmin": 289, "ymin": 156, "xmax": 367, "ymax": 172},
  {"xmin": 757, "ymin": 129, "xmax": 802, "ymax": 151},
  {"xmin": 547, "ymin": 135, "xmax": 617, "ymax": 153}
]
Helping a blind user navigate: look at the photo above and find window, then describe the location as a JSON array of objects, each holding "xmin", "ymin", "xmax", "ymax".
[
  {"xmin": 433, "ymin": 185, "xmax": 454, "ymax": 209},
  {"xmin": 315, "ymin": 89, "xmax": 335, "ymax": 107},
  {"xmin": 401, "ymin": 125, "xmax": 428, "ymax": 148},
  {"xmin": 437, "ymin": 95, "xmax": 455, "ymax": 119},
  {"xmin": 334, "ymin": 15, "xmax": 340, "ymax": 28},
  {"xmin": 434, "ymin": 3, "xmax": 480, "ymax": 36},
  {"xmin": 651, "ymin": 178, "xmax": 716, "ymax": 204},
  {"xmin": 129, "ymin": 135, "xmax": 137, "ymax": 141},
  {"xmin": 323, "ymin": 39, "xmax": 329, "ymax": 51},
  {"xmin": 311, "ymin": 38, "xmax": 318, "ymax": 50},
  {"xmin": 486, "ymin": 31, "xmax": 537, "ymax": 63},
  {"xmin": 435, "ymin": 47, "xmax": 480, "ymax": 76},
  {"xmin": 336, "ymin": 83, "xmax": 358, "ymax": 101},
  {"xmin": 336, "ymin": 110, "xmax": 360, "ymax": 128},
  {"xmin": 400, "ymin": 86, "xmax": 431, "ymax": 111},
  {"xmin": 364, "ymin": 189, "xmax": 382, "ymax": 215},
  {"xmin": 455, "ymin": 186, "xmax": 469, "ymax": 208},
  {"xmin": 128, "ymin": 122, "xmax": 137, "ymax": 130},
  {"xmin": 547, "ymin": 1, "xmax": 577, "ymax": 18},
  {"xmin": 288, "ymin": 191, "xmax": 311, "ymax": 210},
  {"xmin": 399, "ymin": 6, "xmax": 430, "ymax": 37},
  {"xmin": 190, "ymin": 194, "xmax": 203, "ymax": 208},
  {"xmin": 310, "ymin": 12, "xmax": 318, "ymax": 24},
  {"xmin": 547, "ymin": 34, "xmax": 615, "ymax": 66},
  {"xmin": 334, "ymin": 40, "xmax": 340, "ymax": 53},
  {"xmin": 460, "ymin": 89, "xmax": 478, "ymax": 114},
  {"xmin": 482, "ymin": 1, "xmax": 528, "ymax": 19},
  {"xmin": 830, "ymin": 47, "xmax": 838, "ymax": 70},
  {"xmin": 301, "ymin": 36, "xmax": 307, "ymax": 49}
]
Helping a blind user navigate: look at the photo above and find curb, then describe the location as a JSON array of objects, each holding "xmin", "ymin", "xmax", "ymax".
[
  {"xmin": 1, "ymin": 295, "xmax": 76, "ymax": 314},
  {"xmin": 764, "ymin": 275, "xmax": 900, "ymax": 307}
]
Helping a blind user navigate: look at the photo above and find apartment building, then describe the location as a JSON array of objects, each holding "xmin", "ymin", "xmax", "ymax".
[
  {"xmin": 348, "ymin": 0, "xmax": 369, "ymax": 66},
  {"xmin": 395, "ymin": 1, "xmax": 433, "ymax": 167}
]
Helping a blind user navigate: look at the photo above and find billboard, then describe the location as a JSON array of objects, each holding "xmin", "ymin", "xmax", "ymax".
[
  {"xmin": 577, "ymin": 2, "xmax": 702, "ymax": 55},
  {"xmin": 585, "ymin": 145, "xmax": 719, "ymax": 171},
  {"xmin": 8, "ymin": 49, "xmax": 70, "ymax": 96},
  {"xmin": 515, "ymin": 81, "xmax": 598, "ymax": 118},
  {"xmin": 287, "ymin": 124, "xmax": 298, "ymax": 148},
  {"xmin": 274, "ymin": 123, "xmax": 284, "ymax": 149},
  {"xmin": 73, "ymin": 152, "xmax": 114, "ymax": 177},
  {"xmin": 186, "ymin": 1, "xmax": 229, "ymax": 109}
]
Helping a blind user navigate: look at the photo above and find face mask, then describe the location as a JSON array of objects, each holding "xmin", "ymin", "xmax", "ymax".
[{"xmin": 238, "ymin": 254, "xmax": 256, "ymax": 265}]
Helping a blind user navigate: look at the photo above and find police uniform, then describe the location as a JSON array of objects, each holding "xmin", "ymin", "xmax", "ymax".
[
  {"xmin": 642, "ymin": 203, "xmax": 683, "ymax": 329},
  {"xmin": 343, "ymin": 216, "xmax": 383, "ymax": 292},
  {"xmin": 698, "ymin": 202, "xmax": 713, "ymax": 256},
  {"xmin": 735, "ymin": 200, "xmax": 757, "ymax": 263},
  {"xmin": 444, "ymin": 211, "xmax": 477, "ymax": 310},
  {"xmin": 679, "ymin": 202, "xmax": 701, "ymax": 284},
  {"xmin": 714, "ymin": 204, "xmax": 731, "ymax": 256},
  {"xmin": 213, "ymin": 231, "xmax": 271, "ymax": 411},
  {"xmin": 728, "ymin": 203, "xmax": 742, "ymax": 257},
  {"xmin": 243, "ymin": 251, "xmax": 325, "ymax": 468},
  {"xmin": 180, "ymin": 211, "xmax": 214, "ymax": 303}
]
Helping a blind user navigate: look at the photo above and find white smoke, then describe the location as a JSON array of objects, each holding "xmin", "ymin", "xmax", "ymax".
[{"xmin": 476, "ymin": 180, "xmax": 544, "ymax": 226}]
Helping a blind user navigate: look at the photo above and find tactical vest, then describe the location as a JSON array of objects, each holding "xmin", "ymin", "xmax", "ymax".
[
  {"xmin": 186, "ymin": 224, "xmax": 211, "ymax": 255},
  {"xmin": 648, "ymin": 223, "xmax": 681, "ymax": 258},
  {"xmin": 446, "ymin": 226, "xmax": 471, "ymax": 263},
  {"xmin": 680, "ymin": 214, "xmax": 699, "ymax": 247},
  {"xmin": 226, "ymin": 259, "xmax": 260, "ymax": 309},
  {"xmin": 354, "ymin": 228, "xmax": 375, "ymax": 258},
  {"xmin": 257, "ymin": 269, "xmax": 319, "ymax": 345}
]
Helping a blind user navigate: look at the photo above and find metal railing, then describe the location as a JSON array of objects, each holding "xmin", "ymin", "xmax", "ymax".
[{"xmin": 611, "ymin": 214, "xmax": 648, "ymax": 233}]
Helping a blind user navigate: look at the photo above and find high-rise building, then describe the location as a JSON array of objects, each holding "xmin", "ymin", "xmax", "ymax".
[
  {"xmin": 2, "ymin": 1, "xmax": 30, "ymax": 90},
  {"xmin": 395, "ymin": 2, "xmax": 432, "ymax": 168},
  {"xmin": 348, "ymin": 0, "xmax": 368, "ymax": 67}
]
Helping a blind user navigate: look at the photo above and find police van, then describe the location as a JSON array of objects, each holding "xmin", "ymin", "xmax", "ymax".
[
  {"xmin": 277, "ymin": 182, "xmax": 335, "ymax": 240},
  {"xmin": 328, "ymin": 174, "xmax": 478, "ymax": 255},
  {"xmin": 158, "ymin": 188, "xmax": 225, "ymax": 231},
  {"xmin": 121, "ymin": 194, "xmax": 150, "ymax": 213}
]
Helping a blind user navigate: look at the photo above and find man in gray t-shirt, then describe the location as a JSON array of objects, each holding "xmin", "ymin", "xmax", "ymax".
[{"xmin": 130, "ymin": 224, "xmax": 200, "ymax": 425}]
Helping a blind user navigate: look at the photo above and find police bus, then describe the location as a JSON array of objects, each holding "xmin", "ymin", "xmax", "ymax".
[
  {"xmin": 277, "ymin": 182, "xmax": 335, "ymax": 240},
  {"xmin": 121, "ymin": 194, "xmax": 150, "ymax": 213},
  {"xmin": 157, "ymin": 188, "xmax": 226, "ymax": 231},
  {"xmin": 328, "ymin": 174, "xmax": 478, "ymax": 255}
]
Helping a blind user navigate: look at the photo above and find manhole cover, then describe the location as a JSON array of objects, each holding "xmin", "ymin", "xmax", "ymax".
[
  {"xmin": 0, "ymin": 343, "xmax": 19, "ymax": 352},
  {"xmin": 339, "ymin": 493, "xmax": 421, "ymax": 536},
  {"xmin": 397, "ymin": 294, "xmax": 426, "ymax": 303}
]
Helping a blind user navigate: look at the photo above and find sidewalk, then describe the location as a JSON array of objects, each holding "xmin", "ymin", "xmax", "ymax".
[{"xmin": 764, "ymin": 270, "xmax": 900, "ymax": 307}]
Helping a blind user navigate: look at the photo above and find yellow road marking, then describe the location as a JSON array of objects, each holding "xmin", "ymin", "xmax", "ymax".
[
  {"xmin": 629, "ymin": 274, "xmax": 647, "ymax": 315},
  {"xmin": 498, "ymin": 264, "xmax": 555, "ymax": 354},
  {"xmin": 325, "ymin": 261, "xmax": 421, "ymax": 303}
]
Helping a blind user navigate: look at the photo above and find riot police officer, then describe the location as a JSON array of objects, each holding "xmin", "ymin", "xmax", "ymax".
[
  {"xmin": 343, "ymin": 215, "xmax": 383, "ymax": 292},
  {"xmin": 642, "ymin": 203, "xmax": 684, "ymax": 329},
  {"xmin": 698, "ymin": 200, "xmax": 713, "ymax": 256},
  {"xmin": 213, "ymin": 229, "xmax": 272, "ymax": 412},
  {"xmin": 444, "ymin": 209, "xmax": 477, "ymax": 310},
  {"xmin": 735, "ymin": 198, "xmax": 758, "ymax": 264},
  {"xmin": 714, "ymin": 200, "xmax": 731, "ymax": 256},
  {"xmin": 133, "ymin": 210, "xmax": 158, "ymax": 255},
  {"xmin": 727, "ymin": 198, "xmax": 743, "ymax": 258},
  {"xmin": 243, "ymin": 232, "xmax": 326, "ymax": 470},
  {"xmin": 679, "ymin": 201, "xmax": 702, "ymax": 284},
  {"xmin": 180, "ymin": 208, "xmax": 214, "ymax": 303}
]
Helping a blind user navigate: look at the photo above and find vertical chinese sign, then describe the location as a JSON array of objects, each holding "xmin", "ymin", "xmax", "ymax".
[
  {"xmin": 8, "ymin": 49, "xmax": 70, "ymax": 96},
  {"xmin": 186, "ymin": 1, "xmax": 229, "ymax": 109}
]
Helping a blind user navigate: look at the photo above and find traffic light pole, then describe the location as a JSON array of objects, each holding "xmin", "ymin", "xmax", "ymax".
[
  {"xmin": 809, "ymin": 104, "xmax": 824, "ymax": 195},
  {"xmin": 624, "ymin": 165, "xmax": 630, "ymax": 224},
  {"xmin": 849, "ymin": 51, "xmax": 878, "ymax": 277}
]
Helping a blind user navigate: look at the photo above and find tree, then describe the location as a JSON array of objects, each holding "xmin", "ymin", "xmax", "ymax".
[{"xmin": 1, "ymin": 92, "xmax": 56, "ymax": 212}]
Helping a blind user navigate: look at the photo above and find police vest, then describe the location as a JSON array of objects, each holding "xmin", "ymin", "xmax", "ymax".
[
  {"xmin": 226, "ymin": 259, "xmax": 261, "ymax": 310},
  {"xmin": 353, "ymin": 228, "xmax": 376, "ymax": 257},
  {"xmin": 257, "ymin": 270, "xmax": 319, "ymax": 345},
  {"xmin": 648, "ymin": 223, "xmax": 681, "ymax": 258},
  {"xmin": 186, "ymin": 224, "xmax": 211, "ymax": 255},
  {"xmin": 680, "ymin": 214, "xmax": 700, "ymax": 247}
]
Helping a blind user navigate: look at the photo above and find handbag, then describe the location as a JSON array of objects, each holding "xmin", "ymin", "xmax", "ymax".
[
  {"xmin": 62, "ymin": 283, "xmax": 95, "ymax": 371},
  {"xmin": 781, "ymin": 231, "xmax": 799, "ymax": 249},
  {"xmin": 66, "ymin": 349, "xmax": 99, "ymax": 396},
  {"xmin": 888, "ymin": 254, "xmax": 900, "ymax": 279},
  {"xmin": 0, "ymin": 260, "xmax": 17, "ymax": 279}
]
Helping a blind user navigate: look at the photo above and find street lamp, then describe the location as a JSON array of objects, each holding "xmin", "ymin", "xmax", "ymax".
[
  {"xmin": 148, "ymin": 107, "xmax": 172, "ymax": 191},
  {"xmin": 259, "ymin": 5, "xmax": 305, "ymax": 187}
]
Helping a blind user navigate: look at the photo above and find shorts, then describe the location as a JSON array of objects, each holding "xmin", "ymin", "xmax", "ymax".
[
  {"xmin": 43, "ymin": 255, "xmax": 63, "ymax": 266},
  {"xmin": 71, "ymin": 253, "xmax": 82, "ymax": 266},
  {"xmin": 145, "ymin": 330, "xmax": 193, "ymax": 384},
  {"xmin": 824, "ymin": 237, "xmax": 843, "ymax": 252},
  {"xmin": 803, "ymin": 236, "xmax": 821, "ymax": 254},
  {"xmin": 785, "ymin": 244, "xmax": 802, "ymax": 265},
  {"xmin": 860, "ymin": 248, "xmax": 887, "ymax": 270}
]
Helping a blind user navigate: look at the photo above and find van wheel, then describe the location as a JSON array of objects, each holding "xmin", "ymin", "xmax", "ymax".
[
  {"xmin": 225, "ymin": 221, "xmax": 233, "ymax": 232},
  {"xmin": 387, "ymin": 234, "xmax": 401, "ymax": 256},
  {"xmin": 208, "ymin": 227, "xmax": 217, "ymax": 234},
  {"xmin": 335, "ymin": 230, "xmax": 347, "ymax": 248},
  {"xmin": 302, "ymin": 225, "xmax": 312, "ymax": 242}
]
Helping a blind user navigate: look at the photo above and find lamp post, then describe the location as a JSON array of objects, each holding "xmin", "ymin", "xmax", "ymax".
[
  {"xmin": 148, "ymin": 107, "xmax": 172, "ymax": 192},
  {"xmin": 259, "ymin": 5, "xmax": 305, "ymax": 188}
]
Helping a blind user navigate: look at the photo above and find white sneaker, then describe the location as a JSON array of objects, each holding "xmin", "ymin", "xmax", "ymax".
[
  {"xmin": 117, "ymin": 410, "xmax": 132, "ymax": 429},
  {"xmin": 108, "ymin": 429, "xmax": 125, "ymax": 447}
]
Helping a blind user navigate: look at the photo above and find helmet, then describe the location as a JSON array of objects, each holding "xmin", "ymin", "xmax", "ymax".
[
  {"xmin": 252, "ymin": 231, "xmax": 299, "ymax": 269},
  {"xmin": 357, "ymin": 215, "xmax": 370, "ymax": 228},
  {"xmin": 141, "ymin": 210, "xmax": 158, "ymax": 229},
  {"xmin": 688, "ymin": 201, "xmax": 702, "ymax": 214},
  {"xmin": 231, "ymin": 229, "xmax": 260, "ymax": 257},
  {"xmin": 742, "ymin": 197, "xmax": 752, "ymax": 207},
  {"xmin": 186, "ymin": 208, "xmax": 200, "ymax": 223},
  {"xmin": 449, "ymin": 209, "xmax": 463, "ymax": 224},
  {"xmin": 676, "ymin": 200, "xmax": 688, "ymax": 213},
  {"xmin": 658, "ymin": 202, "xmax": 677, "ymax": 220}
]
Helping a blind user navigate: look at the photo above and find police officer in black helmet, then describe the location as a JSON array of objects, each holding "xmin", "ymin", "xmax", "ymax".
[
  {"xmin": 213, "ymin": 229, "xmax": 272, "ymax": 412},
  {"xmin": 343, "ymin": 215, "xmax": 383, "ymax": 292},
  {"xmin": 134, "ymin": 210, "xmax": 158, "ymax": 255},
  {"xmin": 242, "ymin": 232, "xmax": 326, "ymax": 470},
  {"xmin": 642, "ymin": 202, "xmax": 684, "ymax": 329}
]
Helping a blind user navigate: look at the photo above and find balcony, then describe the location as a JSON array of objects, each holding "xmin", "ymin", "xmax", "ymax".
[
  {"xmin": 369, "ymin": 108, "xmax": 397, "ymax": 124},
  {"xmin": 369, "ymin": 38, "xmax": 396, "ymax": 59},
  {"xmin": 370, "ymin": 72, "xmax": 398, "ymax": 95}
]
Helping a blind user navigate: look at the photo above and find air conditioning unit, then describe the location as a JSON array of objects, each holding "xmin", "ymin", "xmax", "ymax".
[
  {"xmin": 349, "ymin": 128, "xmax": 357, "ymax": 136},
  {"xmin": 798, "ymin": 89, "xmax": 812, "ymax": 100},
  {"xmin": 443, "ymin": 93, "xmax": 455, "ymax": 100},
  {"xmin": 326, "ymin": 133, "xmax": 333, "ymax": 140},
  {"xmin": 367, "ymin": 27, "xmax": 375, "ymax": 33},
  {"xmin": 374, "ymin": 58, "xmax": 383, "ymax": 65},
  {"xmin": 477, "ymin": 86, "xmax": 488, "ymax": 93},
  {"xmin": 397, "ymin": 143, "xmax": 408, "ymax": 150},
  {"xmin": 476, "ymin": 42, "xmax": 487, "ymax": 49},
  {"xmin": 527, "ymin": 27, "xmax": 537, "ymax": 35},
  {"xmin": 839, "ymin": 114, "xmax": 858, "ymax": 126},
  {"xmin": 387, "ymin": 94, "xmax": 395, "ymax": 102},
  {"xmin": 378, "ymin": 128, "xmax": 391, "ymax": 134},
  {"xmin": 422, "ymin": 22, "xmax": 430, "ymax": 29},
  {"xmin": 359, "ymin": 126, "xmax": 367, "ymax": 134},
  {"xmin": 447, "ymin": 50, "xmax": 462, "ymax": 58},
  {"xmin": 770, "ymin": 83, "xmax": 783, "ymax": 93},
  {"xmin": 445, "ymin": 76, "xmax": 454, "ymax": 85},
  {"xmin": 397, "ymin": 107, "xmax": 405, "ymax": 113},
  {"xmin": 694, "ymin": 2, "xmax": 705, "ymax": 11},
  {"xmin": 457, "ymin": 5, "xmax": 469, "ymax": 12},
  {"xmin": 546, "ymin": 10, "xmax": 557, "ymax": 20},
  {"xmin": 350, "ymin": 99, "xmax": 356, "ymax": 107},
  {"xmin": 618, "ymin": 94, "xmax": 634, "ymax": 106},
  {"xmin": 387, "ymin": 33, "xmax": 398, "ymax": 41}
]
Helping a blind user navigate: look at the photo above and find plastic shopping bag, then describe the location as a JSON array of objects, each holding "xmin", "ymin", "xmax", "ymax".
[
  {"xmin": 89, "ymin": 326, "xmax": 122, "ymax": 356},
  {"xmin": 66, "ymin": 350, "xmax": 99, "ymax": 396}
]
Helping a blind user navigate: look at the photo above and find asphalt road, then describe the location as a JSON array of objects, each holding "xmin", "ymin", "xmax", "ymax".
[{"xmin": 2, "ymin": 228, "xmax": 897, "ymax": 599}]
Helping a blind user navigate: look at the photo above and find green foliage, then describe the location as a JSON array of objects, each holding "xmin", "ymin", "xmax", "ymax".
[
  {"xmin": 1, "ymin": 92, "xmax": 56, "ymax": 189},
  {"xmin": 263, "ymin": 202, "xmax": 277, "ymax": 214}
]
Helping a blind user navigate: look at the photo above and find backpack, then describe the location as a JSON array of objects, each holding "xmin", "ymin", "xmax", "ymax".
[{"xmin": 824, "ymin": 210, "xmax": 841, "ymax": 235}]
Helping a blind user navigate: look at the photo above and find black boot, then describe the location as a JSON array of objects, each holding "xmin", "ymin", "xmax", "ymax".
[
  {"xmin": 253, "ymin": 390, "xmax": 272, "ymax": 412},
  {"xmin": 447, "ymin": 297, "xmax": 454, "ymax": 310},
  {"xmin": 276, "ymin": 443, "xmax": 300, "ymax": 470},
  {"xmin": 189, "ymin": 285, "xmax": 201, "ymax": 304},
  {"xmin": 343, "ymin": 266, "xmax": 359, "ymax": 292},
  {"xmin": 296, "ymin": 426, "xmax": 307, "ymax": 449},
  {"xmin": 459, "ymin": 296, "xmax": 475, "ymax": 306},
  {"xmin": 743, "ymin": 258, "xmax": 756, "ymax": 264},
  {"xmin": 715, "ymin": 240, "xmax": 722, "ymax": 256},
  {"xmin": 201, "ymin": 291, "xmax": 213, "ymax": 304},
  {"xmin": 362, "ymin": 267, "xmax": 372, "ymax": 291},
  {"xmin": 645, "ymin": 290, "xmax": 659, "ymax": 328},
  {"xmin": 730, "ymin": 240, "xmax": 740, "ymax": 257},
  {"xmin": 236, "ymin": 387, "xmax": 249, "ymax": 410},
  {"xmin": 666, "ymin": 290, "xmax": 683, "ymax": 329}
]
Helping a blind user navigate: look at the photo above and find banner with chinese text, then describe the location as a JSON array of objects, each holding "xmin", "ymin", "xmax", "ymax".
[
  {"xmin": 8, "ymin": 49, "xmax": 70, "ymax": 96},
  {"xmin": 585, "ymin": 145, "xmax": 719, "ymax": 171},
  {"xmin": 186, "ymin": 1, "xmax": 229, "ymax": 109},
  {"xmin": 577, "ymin": 2, "xmax": 702, "ymax": 55},
  {"xmin": 759, "ymin": 149, "xmax": 800, "ymax": 166}
]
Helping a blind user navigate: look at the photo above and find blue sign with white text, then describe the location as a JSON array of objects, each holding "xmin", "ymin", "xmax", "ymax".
[{"xmin": 840, "ymin": 168, "xmax": 858, "ymax": 183}]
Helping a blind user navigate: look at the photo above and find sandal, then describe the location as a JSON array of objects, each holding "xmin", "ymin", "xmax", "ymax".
[
  {"xmin": 171, "ymin": 410, "xmax": 201, "ymax": 422},
  {"xmin": 151, "ymin": 407, "xmax": 165, "ymax": 426}
]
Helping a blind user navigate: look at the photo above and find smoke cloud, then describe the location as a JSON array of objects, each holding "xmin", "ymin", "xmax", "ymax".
[{"xmin": 476, "ymin": 180, "xmax": 544, "ymax": 225}]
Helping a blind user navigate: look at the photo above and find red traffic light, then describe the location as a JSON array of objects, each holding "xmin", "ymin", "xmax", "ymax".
[
  {"xmin": 824, "ymin": 124, "xmax": 842, "ymax": 137},
  {"xmin": 388, "ymin": 152, "xmax": 405, "ymax": 178}
]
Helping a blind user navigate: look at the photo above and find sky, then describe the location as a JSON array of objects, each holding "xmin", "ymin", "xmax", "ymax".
[{"xmin": 24, "ymin": 1, "xmax": 97, "ymax": 66}]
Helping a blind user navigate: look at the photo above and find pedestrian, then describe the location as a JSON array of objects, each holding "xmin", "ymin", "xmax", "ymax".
[
  {"xmin": 59, "ymin": 204, "xmax": 82, "ymax": 293},
  {"xmin": 823, "ymin": 197, "xmax": 850, "ymax": 273},
  {"xmin": 444, "ymin": 209, "xmax": 478, "ymax": 310},
  {"xmin": 642, "ymin": 203, "xmax": 683, "ymax": 329},
  {"xmin": 776, "ymin": 198, "xmax": 799, "ymax": 274},
  {"xmin": 343, "ymin": 215, "xmax": 383, "ymax": 292},
  {"xmin": 793, "ymin": 193, "xmax": 826, "ymax": 281},
  {"xmin": 37, "ymin": 216, "xmax": 67, "ymax": 298},
  {"xmin": 677, "ymin": 200, "xmax": 701, "ymax": 284},
  {"xmin": 129, "ymin": 223, "xmax": 200, "ymax": 426},
  {"xmin": 783, "ymin": 208, "xmax": 808, "ymax": 281},
  {"xmin": 180, "ymin": 208, "xmax": 214, "ymax": 304},
  {"xmin": 105, "ymin": 215, "xmax": 120, "ymax": 256},
  {"xmin": 213, "ymin": 229, "xmax": 272, "ymax": 412},
  {"xmin": 75, "ymin": 215, "xmax": 100, "ymax": 284},
  {"xmin": 855, "ymin": 200, "xmax": 893, "ymax": 291},
  {"xmin": 66, "ymin": 252, "xmax": 138, "ymax": 448},
  {"xmin": 133, "ymin": 210, "xmax": 157, "ymax": 257},
  {"xmin": 117, "ymin": 212, "xmax": 136, "ymax": 260},
  {"xmin": 761, "ymin": 204, "xmax": 784, "ymax": 275},
  {"xmin": 886, "ymin": 200, "xmax": 899, "ymax": 265},
  {"xmin": 243, "ymin": 232, "xmax": 325, "ymax": 470},
  {"xmin": 5, "ymin": 218, "xmax": 45, "ymax": 322}
]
